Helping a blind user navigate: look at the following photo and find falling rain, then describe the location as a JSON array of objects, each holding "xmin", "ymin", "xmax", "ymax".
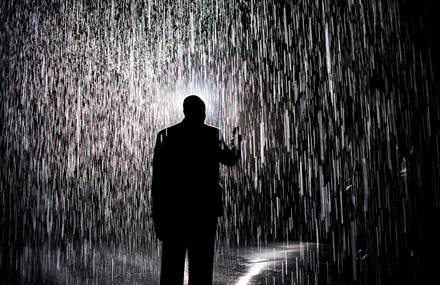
[{"xmin": 1, "ymin": 0, "xmax": 439, "ymax": 284}]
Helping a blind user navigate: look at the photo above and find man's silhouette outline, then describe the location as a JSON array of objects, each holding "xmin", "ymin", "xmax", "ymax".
[{"xmin": 152, "ymin": 95, "xmax": 241, "ymax": 284}]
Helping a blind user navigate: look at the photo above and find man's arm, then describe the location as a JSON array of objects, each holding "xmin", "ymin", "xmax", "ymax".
[
  {"xmin": 152, "ymin": 131, "xmax": 166, "ymax": 239},
  {"xmin": 218, "ymin": 130, "xmax": 241, "ymax": 166}
]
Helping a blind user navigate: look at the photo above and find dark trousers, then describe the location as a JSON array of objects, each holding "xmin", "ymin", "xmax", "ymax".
[{"xmin": 160, "ymin": 219, "xmax": 217, "ymax": 285}]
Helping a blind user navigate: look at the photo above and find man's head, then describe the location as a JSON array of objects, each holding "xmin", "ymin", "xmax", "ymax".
[{"xmin": 183, "ymin": 95, "xmax": 206, "ymax": 124}]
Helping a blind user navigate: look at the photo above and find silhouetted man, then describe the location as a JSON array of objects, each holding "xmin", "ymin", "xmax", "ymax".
[{"xmin": 152, "ymin": 95, "xmax": 241, "ymax": 285}]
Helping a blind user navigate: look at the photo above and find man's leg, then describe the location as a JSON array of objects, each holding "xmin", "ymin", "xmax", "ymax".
[
  {"xmin": 160, "ymin": 238, "xmax": 187, "ymax": 285},
  {"xmin": 187, "ymin": 219, "xmax": 217, "ymax": 285}
]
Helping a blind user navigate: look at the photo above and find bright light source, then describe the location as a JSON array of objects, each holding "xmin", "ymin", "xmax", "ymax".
[{"xmin": 167, "ymin": 83, "xmax": 222, "ymax": 125}]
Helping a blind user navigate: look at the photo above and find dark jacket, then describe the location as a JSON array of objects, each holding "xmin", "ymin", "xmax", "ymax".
[{"xmin": 152, "ymin": 119, "xmax": 240, "ymax": 239}]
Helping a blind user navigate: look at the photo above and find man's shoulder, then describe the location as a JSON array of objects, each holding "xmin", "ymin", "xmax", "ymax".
[
  {"xmin": 203, "ymin": 124, "xmax": 220, "ymax": 132},
  {"xmin": 203, "ymin": 124, "xmax": 223, "ymax": 139},
  {"xmin": 157, "ymin": 123, "xmax": 181, "ymax": 141},
  {"xmin": 157, "ymin": 123, "xmax": 221, "ymax": 140},
  {"xmin": 157, "ymin": 122, "xmax": 182, "ymax": 136}
]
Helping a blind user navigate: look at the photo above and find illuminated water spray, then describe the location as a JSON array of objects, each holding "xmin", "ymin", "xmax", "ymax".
[{"xmin": 1, "ymin": 0, "xmax": 438, "ymax": 284}]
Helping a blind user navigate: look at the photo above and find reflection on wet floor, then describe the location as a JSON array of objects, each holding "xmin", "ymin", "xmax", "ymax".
[
  {"xmin": 6, "ymin": 242, "xmax": 328, "ymax": 284},
  {"xmin": 221, "ymin": 242, "xmax": 324, "ymax": 285}
]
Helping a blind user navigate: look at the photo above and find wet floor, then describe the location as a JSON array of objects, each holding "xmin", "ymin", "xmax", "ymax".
[{"xmin": 4, "ymin": 242, "xmax": 331, "ymax": 285}]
